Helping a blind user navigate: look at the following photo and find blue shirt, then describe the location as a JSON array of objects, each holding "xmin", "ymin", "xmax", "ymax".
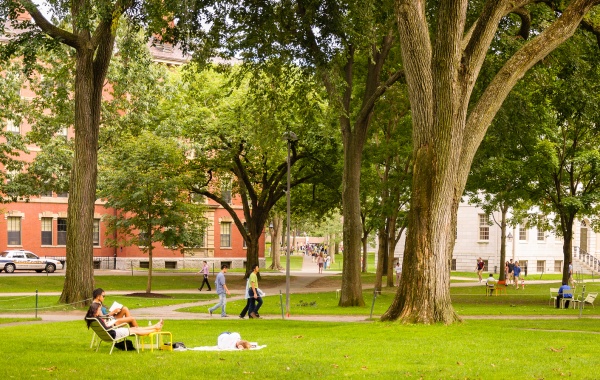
[
  {"xmin": 559, "ymin": 285, "xmax": 572, "ymax": 298},
  {"xmin": 215, "ymin": 271, "xmax": 226, "ymax": 294},
  {"xmin": 513, "ymin": 266, "xmax": 522, "ymax": 277}
]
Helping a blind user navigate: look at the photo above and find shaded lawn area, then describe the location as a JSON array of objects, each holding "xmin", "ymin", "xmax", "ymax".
[
  {"xmin": 0, "ymin": 274, "xmax": 290, "ymax": 293},
  {"xmin": 0, "ymin": 293, "xmax": 218, "ymax": 314},
  {"xmin": 1, "ymin": 319, "xmax": 599, "ymax": 379},
  {"xmin": 181, "ymin": 282, "xmax": 600, "ymax": 318}
]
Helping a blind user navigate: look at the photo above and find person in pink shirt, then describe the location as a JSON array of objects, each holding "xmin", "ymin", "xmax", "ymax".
[{"xmin": 198, "ymin": 261, "xmax": 212, "ymax": 291}]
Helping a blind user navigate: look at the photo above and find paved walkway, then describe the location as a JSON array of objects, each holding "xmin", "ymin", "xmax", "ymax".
[{"xmin": 1, "ymin": 256, "xmax": 597, "ymax": 327}]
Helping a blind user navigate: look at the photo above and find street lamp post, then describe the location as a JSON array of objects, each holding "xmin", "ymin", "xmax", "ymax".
[{"xmin": 283, "ymin": 131, "xmax": 297, "ymax": 318}]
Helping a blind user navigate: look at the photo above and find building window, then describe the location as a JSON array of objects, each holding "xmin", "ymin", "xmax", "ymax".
[
  {"xmin": 57, "ymin": 218, "xmax": 67, "ymax": 245},
  {"xmin": 451, "ymin": 258, "xmax": 456, "ymax": 271},
  {"xmin": 478, "ymin": 214, "xmax": 490, "ymax": 241},
  {"xmin": 57, "ymin": 192, "xmax": 68, "ymax": 198},
  {"xmin": 138, "ymin": 232, "xmax": 149, "ymax": 247},
  {"xmin": 242, "ymin": 222, "xmax": 248, "ymax": 248},
  {"xmin": 41, "ymin": 217, "xmax": 53, "ymax": 245},
  {"xmin": 554, "ymin": 260, "xmax": 563, "ymax": 273},
  {"xmin": 519, "ymin": 226, "xmax": 527, "ymax": 241},
  {"xmin": 537, "ymin": 260, "xmax": 545, "ymax": 273},
  {"xmin": 6, "ymin": 119, "xmax": 20, "ymax": 134},
  {"xmin": 41, "ymin": 191, "xmax": 54, "ymax": 197},
  {"xmin": 220, "ymin": 222, "xmax": 231, "ymax": 248},
  {"xmin": 537, "ymin": 229, "xmax": 545, "ymax": 241},
  {"xmin": 93, "ymin": 219, "xmax": 100, "ymax": 247},
  {"xmin": 221, "ymin": 179, "xmax": 232, "ymax": 204},
  {"xmin": 7, "ymin": 216, "xmax": 21, "ymax": 245}
]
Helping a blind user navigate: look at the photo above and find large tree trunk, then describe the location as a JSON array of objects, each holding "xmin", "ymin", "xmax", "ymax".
[
  {"xmin": 499, "ymin": 204, "xmax": 509, "ymax": 281},
  {"xmin": 561, "ymin": 214, "xmax": 575, "ymax": 284},
  {"xmin": 146, "ymin": 245, "xmax": 153, "ymax": 293},
  {"xmin": 340, "ymin": 126, "xmax": 366, "ymax": 306},
  {"xmin": 59, "ymin": 48, "xmax": 105, "ymax": 306},
  {"xmin": 383, "ymin": 0, "xmax": 596, "ymax": 324},
  {"xmin": 269, "ymin": 216, "xmax": 283, "ymax": 270},
  {"xmin": 382, "ymin": 145, "xmax": 461, "ymax": 323}
]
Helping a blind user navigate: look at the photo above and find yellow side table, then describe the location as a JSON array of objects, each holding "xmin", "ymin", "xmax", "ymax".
[{"xmin": 139, "ymin": 332, "xmax": 173, "ymax": 352}]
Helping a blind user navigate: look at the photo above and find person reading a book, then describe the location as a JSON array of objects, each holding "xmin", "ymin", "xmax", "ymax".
[
  {"xmin": 85, "ymin": 302, "xmax": 163, "ymax": 338},
  {"xmin": 92, "ymin": 288, "xmax": 139, "ymax": 327}
]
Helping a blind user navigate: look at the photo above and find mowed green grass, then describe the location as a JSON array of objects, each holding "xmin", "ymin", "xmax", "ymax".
[
  {"xmin": 1, "ymin": 319, "xmax": 600, "ymax": 379},
  {"xmin": 0, "ymin": 273, "xmax": 289, "ymax": 293}
]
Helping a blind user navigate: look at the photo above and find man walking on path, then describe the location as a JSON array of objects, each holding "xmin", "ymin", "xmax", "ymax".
[
  {"xmin": 248, "ymin": 264, "xmax": 263, "ymax": 319},
  {"xmin": 198, "ymin": 261, "xmax": 211, "ymax": 291},
  {"xmin": 208, "ymin": 264, "xmax": 230, "ymax": 317}
]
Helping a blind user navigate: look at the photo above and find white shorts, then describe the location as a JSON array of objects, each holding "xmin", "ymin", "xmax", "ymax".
[{"xmin": 113, "ymin": 327, "xmax": 130, "ymax": 340}]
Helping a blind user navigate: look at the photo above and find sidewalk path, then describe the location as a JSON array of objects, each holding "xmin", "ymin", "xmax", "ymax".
[{"xmin": 2, "ymin": 262, "xmax": 598, "ymax": 326}]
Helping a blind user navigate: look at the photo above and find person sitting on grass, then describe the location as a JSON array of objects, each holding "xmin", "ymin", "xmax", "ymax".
[
  {"xmin": 92, "ymin": 287, "xmax": 139, "ymax": 327},
  {"xmin": 556, "ymin": 282, "xmax": 573, "ymax": 309},
  {"xmin": 85, "ymin": 302, "xmax": 164, "ymax": 338},
  {"xmin": 217, "ymin": 332, "xmax": 252, "ymax": 350}
]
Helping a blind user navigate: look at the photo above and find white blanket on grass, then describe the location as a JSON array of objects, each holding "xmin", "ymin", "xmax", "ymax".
[{"xmin": 185, "ymin": 344, "xmax": 266, "ymax": 351}]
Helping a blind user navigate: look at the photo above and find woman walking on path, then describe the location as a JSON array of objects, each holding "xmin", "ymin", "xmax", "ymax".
[{"xmin": 317, "ymin": 253, "xmax": 324, "ymax": 274}]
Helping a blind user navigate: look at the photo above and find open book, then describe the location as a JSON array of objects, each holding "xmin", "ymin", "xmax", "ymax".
[{"xmin": 109, "ymin": 301, "xmax": 123, "ymax": 313}]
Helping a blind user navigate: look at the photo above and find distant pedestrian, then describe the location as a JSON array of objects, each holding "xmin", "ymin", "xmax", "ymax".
[
  {"xmin": 324, "ymin": 255, "xmax": 330, "ymax": 270},
  {"xmin": 476, "ymin": 258, "xmax": 485, "ymax": 282},
  {"xmin": 513, "ymin": 261, "xmax": 522, "ymax": 289},
  {"xmin": 238, "ymin": 277, "xmax": 251, "ymax": 319},
  {"xmin": 198, "ymin": 261, "xmax": 211, "ymax": 291},
  {"xmin": 569, "ymin": 262, "xmax": 575, "ymax": 287},
  {"xmin": 507, "ymin": 259, "xmax": 515, "ymax": 285},
  {"xmin": 317, "ymin": 253, "xmax": 324, "ymax": 274},
  {"xmin": 395, "ymin": 261, "xmax": 402, "ymax": 286},
  {"xmin": 208, "ymin": 264, "xmax": 230, "ymax": 317}
]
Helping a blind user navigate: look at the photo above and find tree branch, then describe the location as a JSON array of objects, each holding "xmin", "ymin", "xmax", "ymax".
[
  {"xmin": 460, "ymin": 0, "xmax": 600, "ymax": 186},
  {"xmin": 18, "ymin": 0, "xmax": 80, "ymax": 48},
  {"xmin": 355, "ymin": 68, "xmax": 405, "ymax": 128}
]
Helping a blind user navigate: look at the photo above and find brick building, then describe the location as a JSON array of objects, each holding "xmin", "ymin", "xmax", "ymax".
[{"xmin": 1, "ymin": 21, "xmax": 265, "ymax": 271}]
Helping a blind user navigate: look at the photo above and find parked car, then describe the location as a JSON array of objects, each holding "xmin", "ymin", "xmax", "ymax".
[{"xmin": 0, "ymin": 250, "xmax": 63, "ymax": 273}]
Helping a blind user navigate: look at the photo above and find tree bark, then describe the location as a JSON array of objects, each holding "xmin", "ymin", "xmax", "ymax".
[
  {"xmin": 146, "ymin": 245, "xmax": 154, "ymax": 293},
  {"xmin": 498, "ymin": 204, "xmax": 509, "ymax": 281},
  {"xmin": 340, "ymin": 121, "xmax": 366, "ymax": 306},
  {"xmin": 269, "ymin": 216, "xmax": 283, "ymax": 270},
  {"xmin": 375, "ymin": 226, "xmax": 387, "ymax": 291},
  {"xmin": 60, "ymin": 41, "xmax": 111, "ymax": 305},
  {"xmin": 561, "ymin": 214, "xmax": 575, "ymax": 284}
]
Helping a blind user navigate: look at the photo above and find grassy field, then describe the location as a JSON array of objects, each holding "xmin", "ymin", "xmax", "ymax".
[{"xmin": 2, "ymin": 319, "xmax": 600, "ymax": 379}]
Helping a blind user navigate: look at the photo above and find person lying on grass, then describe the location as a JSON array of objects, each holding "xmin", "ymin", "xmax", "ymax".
[
  {"xmin": 217, "ymin": 332, "xmax": 252, "ymax": 350},
  {"xmin": 92, "ymin": 287, "xmax": 139, "ymax": 327},
  {"xmin": 85, "ymin": 302, "xmax": 164, "ymax": 339}
]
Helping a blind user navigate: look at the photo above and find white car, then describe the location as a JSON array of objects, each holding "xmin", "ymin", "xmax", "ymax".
[{"xmin": 0, "ymin": 250, "xmax": 63, "ymax": 273}]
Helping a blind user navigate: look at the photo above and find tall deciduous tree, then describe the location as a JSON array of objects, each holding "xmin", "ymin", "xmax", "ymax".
[
  {"xmin": 158, "ymin": 68, "xmax": 338, "ymax": 276},
  {"xmin": 98, "ymin": 131, "xmax": 206, "ymax": 293},
  {"xmin": 513, "ymin": 31, "xmax": 600, "ymax": 284},
  {"xmin": 196, "ymin": 0, "xmax": 404, "ymax": 306},
  {"xmin": 383, "ymin": 0, "xmax": 600, "ymax": 323},
  {"xmin": 0, "ymin": 0, "xmax": 197, "ymax": 305}
]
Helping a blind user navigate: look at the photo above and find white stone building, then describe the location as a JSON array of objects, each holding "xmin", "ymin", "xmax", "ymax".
[{"xmin": 394, "ymin": 200, "xmax": 600, "ymax": 275}]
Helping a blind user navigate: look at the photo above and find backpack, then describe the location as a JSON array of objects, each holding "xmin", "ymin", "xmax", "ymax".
[{"xmin": 114, "ymin": 339, "xmax": 136, "ymax": 351}]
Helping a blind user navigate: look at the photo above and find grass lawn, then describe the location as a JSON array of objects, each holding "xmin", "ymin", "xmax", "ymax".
[
  {"xmin": 2, "ymin": 319, "xmax": 600, "ymax": 379},
  {"xmin": 179, "ymin": 282, "xmax": 600, "ymax": 318},
  {"xmin": 0, "ymin": 293, "xmax": 218, "ymax": 315},
  {"xmin": 0, "ymin": 274, "xmax": 292, "ymax": 293}
]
